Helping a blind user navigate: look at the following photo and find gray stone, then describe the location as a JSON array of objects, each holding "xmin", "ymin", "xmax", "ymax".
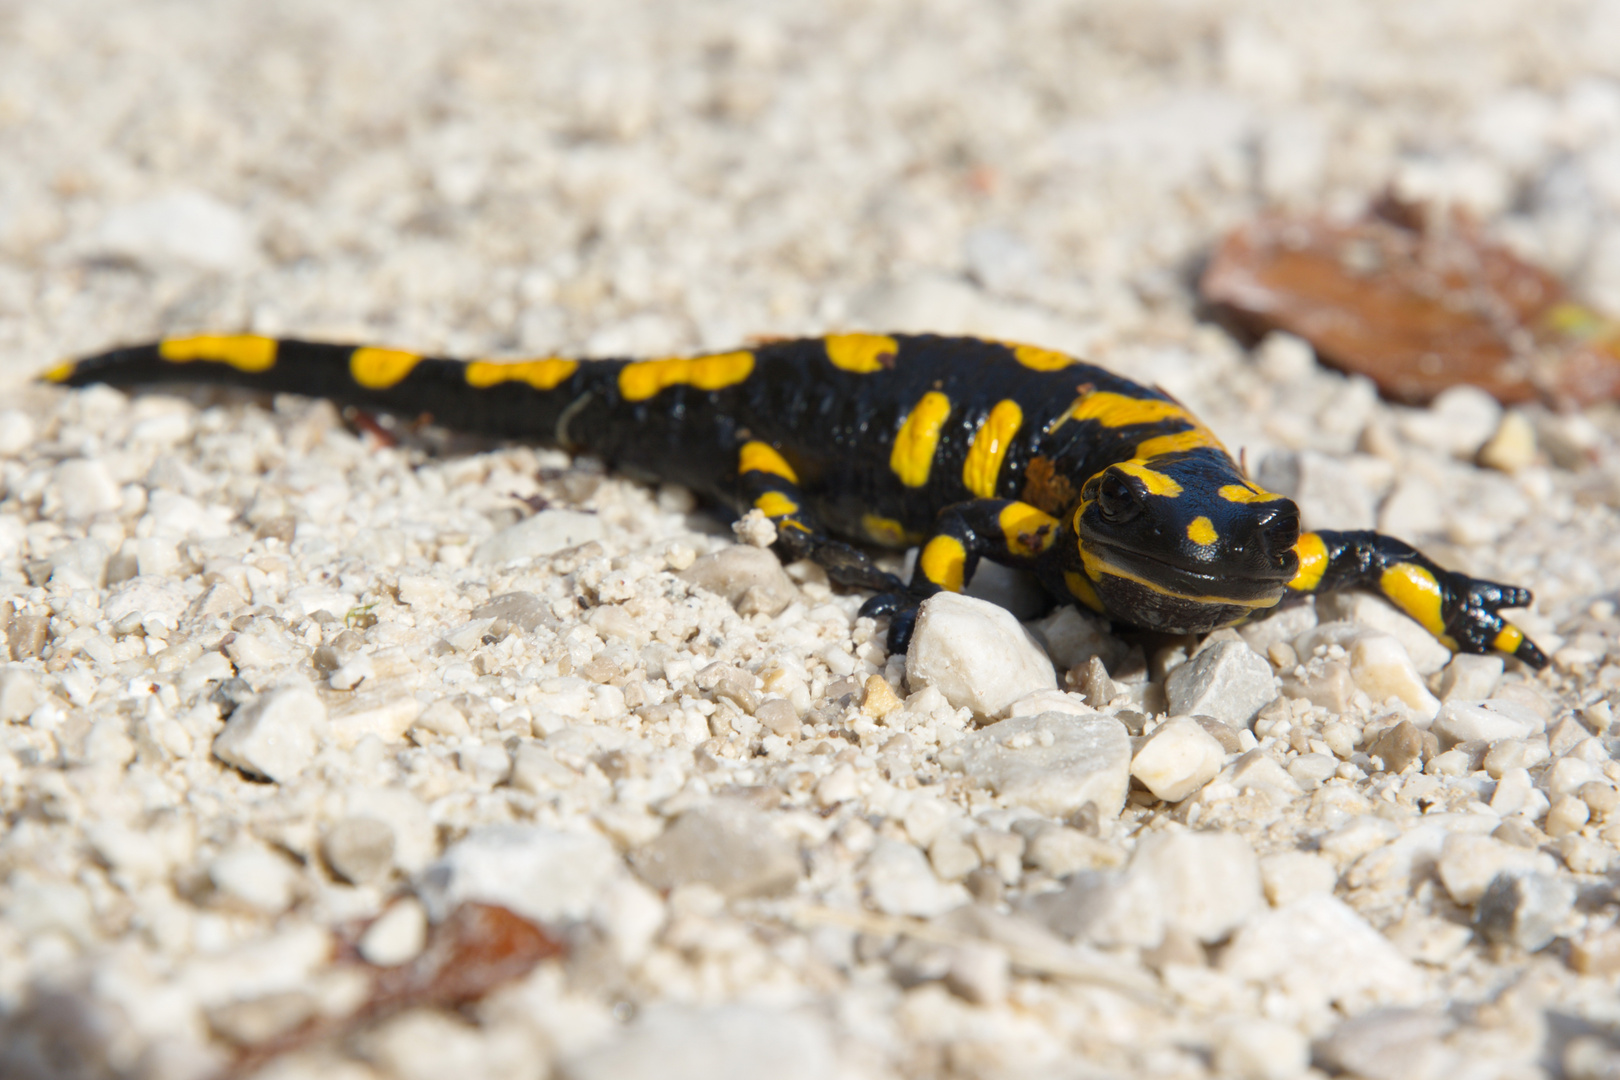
[
  {"xmin": 212, "ymin": 686, "xmax": 325, "ymax": 783},
  {"xmin": 1432, "ymin": 700, "xmax": 1541, "ymax": 746},
  {"xmin": 906, "ymin": 592, "xmax": 1057, "ymax": 717},
  {"xmin": 1026, "ymin": 605, "xmax": 1125, "ymax": 671},
  {"xmin": 1022, "ymin": 868, "xmax": 1164, "ymax": 947},
  {"xmin": 471, "ymin": 591, "xmax": 558, "ymax": 633},
  {"xmin": 1475, "ymin": 872, "xmax": 1575, "ymax": 951},
  {"xmin": 561, "ymin": 1005, "xmax": 836, "ymax": 1080},
  {"xmin": 417, "ymin": 826, "xmax": 619, "ymax": 924},
  {"xmin": 1165, "ymin": 640, "xmax": 1277, "ymax": 727},
  {"xmin": 630, "ymin": 801, "xmax": 801, "ymax": 899},
  {"xmin": 956, "ymin": 711, "xmax": 1130, "ymax": 817},
  {"xmin": 474, "ymin": 509, "xmax": 604, "ymax": 564},
  {"xmin": 678, "ymin": 545, "xmax": 798, "ymax": 616},
  {"xmin": 321, "ymin": 816, "xmax": 396, "ymax": 885},
  {"xmin": 1314, "ymin": 1008, "xmax": 1452, "ymax": 1080}
]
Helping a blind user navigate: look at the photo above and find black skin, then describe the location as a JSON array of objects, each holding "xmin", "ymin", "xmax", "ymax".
[{"xmin": 45, "ymin": 333, "xmax": 1548, "ymax": 669}]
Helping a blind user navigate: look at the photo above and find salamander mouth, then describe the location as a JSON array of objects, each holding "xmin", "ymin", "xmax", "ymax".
[{"xmin": 1081, "ymin": 537, "xmax": 1290, "ymax": 608}]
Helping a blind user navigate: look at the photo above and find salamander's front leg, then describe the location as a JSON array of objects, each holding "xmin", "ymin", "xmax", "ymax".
[
  {"xmin": 860, "ymin": 499, "xmax": 1062, "ymax": 652},
  {"xmin": 735, "ymin": 441, "xmax": 902, "ymax": 594},
  {"xmin": 1289, "ymin": 529, "xmax": 1547, "ymax": 669}
]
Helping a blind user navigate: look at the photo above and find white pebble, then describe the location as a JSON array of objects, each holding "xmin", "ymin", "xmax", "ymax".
[
  {"xmin": 0, "ymin": 666, "xmax": 41, "ymax": 722},
  {"xmin": 473, "ymin": 509, "xmax": 604, "ymax": 564},
  {"xmin": 0, "ymin": 410, "xmax": 35, "ymax": 456},
  {"xmin": 863, "ymin": 839, "xmax": 965, "ymax": 917},
  {"xmin": 1432, "ymin": 699, "xmax": 1541, "ymax": 745},
  {"xmin": 417, "ymin": 825, "xmax": 619, "ymax": 924},
  {"xmin": 1164, "ymin": 640, "xmax": 1277, "ymax": 728},
  {"xmin": 210, "ymin": 846, "xmax": 297, "ymax": 913},
  {"xmin": 906, "ymin": 592, "xmax": 1057, "ymax": 717},
  {"xmin": 1439, "ymin": 653, "xmax": 1504, "ymax": 701},
  {"xmin": 358, "ymin": 898, "xmax": 428, "ymax": 966},
  {"xmin": 1130, "ymin": 718, "xmax": 1225, "ymax": 802},
  {"xmin": 212, "ymin": 686, "xmax": 326, "ymax": 782},
  {"xmin": 956, "ymin": 711, "xmax": 1131, "ymax": 817},
  {"xmin": 1215, "ymin": 1019, "xmax": 1310, "ymax": 1080},
  {"xmin": 1436, "ymin": 833, "xmax": 1556, "ymax": 905},
  {"xmin": 48, "ymin": 459, "xmax": 122, "ymax": 519},
  {"xmin": 1349, "ymin": 635, "xmax": 1440, "ymax": 720}
]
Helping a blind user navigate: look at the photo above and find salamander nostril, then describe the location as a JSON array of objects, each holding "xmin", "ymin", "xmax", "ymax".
[{"xmin": 1256, "ymin": 504, "xmax": 1301, "ymax": 562}]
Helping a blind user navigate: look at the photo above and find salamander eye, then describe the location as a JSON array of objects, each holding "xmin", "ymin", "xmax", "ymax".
[{"xmin": 1096, "ymin": 472, "xmax": 1143, "ymax": 525}]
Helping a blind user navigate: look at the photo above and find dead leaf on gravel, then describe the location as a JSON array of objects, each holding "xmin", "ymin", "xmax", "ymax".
[{"xmin": 1202, "ymin": 195, "xmax": 1620, "ymax": 406}]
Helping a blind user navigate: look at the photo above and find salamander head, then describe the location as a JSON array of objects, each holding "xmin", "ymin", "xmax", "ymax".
[{"xmin": 1072, "ymin": 454, "xmax": 1300, "ymax": 634}]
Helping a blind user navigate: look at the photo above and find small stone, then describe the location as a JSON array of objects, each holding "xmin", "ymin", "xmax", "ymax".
[
  {"xmin": 1477, "ymin": 410, "xmax": 1537, "ymax": 472},
  {"xmin": 1580, "ymin": 779, "xmax": 1620, "ymax": 817},
  {"xmin": 329, "ymin": 697, "xmax": 424, "ymax": 748},
  {"xmin": 411, "ymin": 699, "xmax": 470, "ymax": 738},
  {"xmin": 1215, "ymin": 1019, "xmax": 1310, "ymax": 1080},
  {"xmin": 1569, "ymin": 928, "xmax": 1620, "ymax": 977},
  {"xmin": 50, "ymin": 458, "xmax": 122, "ymax": 519},
  {"xmin": 906, "ymin": 592, "xmax": 1057, "ymax": 717},
  {"xmin": 630, "ymin": 801, "xmax": 801, "ymax": 899},
  {"xmin": 1316, "ymin": 593, "xmax": 1452, "ymax": 674},
  {"xmin": 1492, "ymin": 817, "xmax": 1548, "ymax": 849},
  {"xmin": 1221, "ymin": 894, "xmax": 1423, "ymax": 1010},
  {"xmin": 1020, "ymin": 824, "xmax": 1122, "ymax": 878},
  {"xmin": 456, "ymin": 743, "xmax": 513, "ymax": 785},
  {"xmin": 1027, "ymin": 605, "xmax": 1124, "ymax": 670},
  {"xmin": 1191, "ymin": 715, "xmax": 1242, "ymax": 753},
  {"xmin": 48, "ymin": 538, "xmax": 109, "ymax": 588},
  {"xmin": 1229, "ymin": 749, "xmax": 1305, "ymax": 804},
  {"xmin": 1350, "ymin": 635, "xmax": 1440, "ymax": 719},
  {"xmin": 678, "ymin": 545, "xmax": 798, "ymax": 616},
  {"xmin": 1489, "ymin": 766, "xmax": 1539, "ymax": 816},
  {"xmin": 1023, "ymin": 868, "xmax": 1163, "ymax": 947},
  {"xmin": 1432, "ymin": 700, "xmax": 1540, "ymax": 746},
  {"xmin": 560, "ymin": 1004, "xmax": 836, "ymax": 1080},
  {"xmin": 474, "ymin": 509, "xmax": 604, "ymax": 564},
  {"xmin": 1475, "ymin": 872, "xmax": 1575, "ymax": 951},
  {"xmin": 210, "ymin": 846, "xmax": 297, "ymax": 914},
  {"xmin": 358, "ymin": 898, "xmax": 428, "ymax": 967},
  {"xmin": 1483, "ymin": 738, "xmax": 1548, "ymax": 778},
  {"xmin": 1314, "ymin": 1008, "xmax": 1451, "ymax": 1080},
  {"xmin": 755, "ymin": 698, "xmax": 800, "ymax": 738},
  {"xmin": 1555, "ymin": 835, "xmax": 1614, "ymax": 875},
  {"xmin": 1545, "ymin": 756, "xmax": 1599, "ymax": 800},
  {"xmin": 944, "ymin": 941, "xmax": 1009, "ymax": 1005},
  {"xmin": 956, "ymin": 711, "xmax": 1131, "ymax": 817},
  {"xmin": 1368, "ymin": 720, "xmax": 1425, "ymax": 773},
  {"xmin": 860, "ymin": 674, "xmax": 902, "ymax": 718},
  {"xmin": 212, "ymin": 685, "xmax": 326, "ymax": 783},
  {"xmin": 927, "ymin": 829, "xmax": 981, "ymax": 882},
  {"xmin": 863, "ymin": 839, "xmax": 964, "ymax": 917},
  {"xmin": 731, "ymin": 508, "xmax": 777, "ymax": 547},
  {"xmin": 1130, "ymin": 718, "xmax": 1226, "ymax": 802},
  {"xmin": 1133, "ymin": 829, "xmax": 1263, "ymax": 943},
  {"xmin": 1287, "ymin": 752, "xmax": 1338, "ymax": 789},
  {"xmin": 1546, "ymin": 794, "xmax": 1591, "ymax": 837},
  {"xmin": 1164, "ymin": 640, "xmax": 1277, "ymax": 728},
  {"xmin": 417, "ymin": 826, "xmax": 619, "ymax": 924},
  {"xmin": 1439, "ymin": 653, "xmax": 1504, "ymax": 701},
  {"xmin": 1259, "ymin": 851, "xmax": 1338, "ymax": 906},
  {"xmin": 93, "ymin": 190, "xmax": 256, "ymax": 270},
  {"xmin": 0, "ymin": 410, "xmax": 35, "ymax": 456},
  {"xmin": 322, "ymin": 816, "xmax": 396, "ymax": 885},
  {"xmin": 1437, "ymin": 834, "xmax": 1556, "ymax": 905},
  {"xmin": 471, "ymin": 591, "xmax": 557, "ymax": 633},
  {"xmin": 0, "ymin": 666, "xmax": 40, "ymax": 722}
]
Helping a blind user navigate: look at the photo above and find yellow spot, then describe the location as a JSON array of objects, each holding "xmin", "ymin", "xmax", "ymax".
[
  {"xmin": 1186, "ymin": 516, "xmax": 1218, "ymax": 546},
  {"xmin": 1064, "ymin": 569, "xmax": 1105, "ymax": 613},
  {"xmin": 1080, "ymin": 548, "xmax": 1280, "ymax": 610},
  {"xmin": 1067, "ymin": 391, "xmax": 1191, "ymax": 429},
  {"xmin": 1378, "ymin": 562, "xmax": 1448, "ymax": 638},
  {"xmin": 739, "ymin": 441, "xmax": 798, "ymax": 483},
  {"xmin": 1114, "ymin": 459, "xmax": 1182, "ymax": 497},
  {"xmin": 1135, "ymin": 428, "xmax": 1222, "ymax": 460},
  {"xmin": 919, "ymin": 535, "xmax": 966, "ymax": 593},
  {"xmin": 754, "ymin": 491, "xmax": 798, "ymax": 519},
  {"xmin": 1219, "ymin": 483, "xmax": 1286, "ymax": 504},
  {"xmin": 890, "ymin": 391, "xmax": 952, "ymax": 488},
  {"xmin": 962, "ymin": 399, "xmax": 1023, "ymax": 498},
  {"xmin": 159, "ymin": 334, "xmax": 278, "ymax": 373},
  {"xmin": 825, "ymin": 333, "xmax": 898, "ymax": 374},
  {"xmin": 862, "ymin": 514, "xmax": 911, "ymax": 547},
  {"xmin": 1010, "ymin": 343, "xmax": 1075, "ymax": 371},
  {"xmin": 1493, "ymin": 624, "xmax": 1525, "ymax": 655},
  {"xmin": 618, "ymin": 350, "xmax": 755, "ymax": 402},
  {"xmin": 464, "ymin": 358, "xmax": 579, "ymax": 391},
  {"xmin": 349, "ymin": 346, "xmax": 422, "ymax": 389},
  {"xmin": 40, "ymin": 361, "xmax": 77, "ymax": 383},
  {"xmin": 1288, "ymin": 532, "xmax": 1328, "ymax": 592},
  {"xmin": 998, "ymin": 501, "xmax": 1058, "ymax": 558}
]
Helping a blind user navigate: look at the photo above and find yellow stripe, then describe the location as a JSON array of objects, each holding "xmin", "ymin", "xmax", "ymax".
[
  {"xmin": 1114, "ymin": 459, "xmax": 1182, "ymax": 497},
  {"xmin": 825, "ymin": 333, "xmax": 898, "ymax": 374},
  {"xmin": 962, "ymin": 399, "xmax": 1023, "ymax": 498},
  {"xmin": 1492, "ymin": 625, "xmax": 1524, "ymax": 655},
  {"xmin": 1064, "ymin": 570, "xmax": 1105, "ymax": 613},
  {"xmin": 1288, "ymin": 532, "xmax": 1328, "ymax": 592},
  {"xmin": 919, "ymin": 535, "xmax": 966, "ymax": 592},
  {"xmin": 1010, "ymin": 343, "xmax": 1075, "ymax": 371},
  {"xmin": 754, "ymin": 491, "xmax": 798, "ymax": 519},
  {"xmin": 1219, "ymin": 483, "xmax": 1285, "ymax": 504},
  {"xmin": 1378, "ymin": 562, "xmax": 1448, "ymax": 638},
  {"xmin": 619, "ymin": 351, "xmax": 755, "ymax": 402},
  {"xmin": 350, "ymin": 347, "xmax": 422, "ymax": 389},
  {"xmin": 1067, "ymin": 391, "xmax": 1190, "ymax": 429},
  {"xmin": 890, "ymin": 391, "xmax": 952, "ymax": 488},
  {"xmin": 739, "ymin": 441, "xmax": 798, "ymax": 483},
  {"xmin": 1135, "ymin": 428, "xmax": 1221, "ymax": 460},
  {"xmin": 464, "ymin": 358, "xmax": 578, "ymax": 391},
  {"xmin": 41, "ymin": 361, "xmax": 77, "ymax": 383},
  {"xmin": 998, "ymin": 501, "xmax": 1058, "ymax": 558},
  {"xmin": 861, "ymin": 513, "xmax": 911, "ymax": 546},
  {"xmin": 1080, "ymin": 548, "xmax": 1279, "ymax": 610},
  {"xmin": 159, "ymin": 334, "xmax": 278, "ymax": 373},
  {"xmin": 1186, "ymin": 516, "xmax": 1218, "ymax": 547}
]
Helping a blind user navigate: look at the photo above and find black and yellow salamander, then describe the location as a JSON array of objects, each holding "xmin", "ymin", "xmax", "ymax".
[{"xmin": 43, "ymin": 332, "xmax": 1548, "ymax": 669}]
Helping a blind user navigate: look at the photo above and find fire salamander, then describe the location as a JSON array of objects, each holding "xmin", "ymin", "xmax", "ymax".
[{"xmin": 44, "ymin": 333, "xmax": 1548, "ymax": 668}]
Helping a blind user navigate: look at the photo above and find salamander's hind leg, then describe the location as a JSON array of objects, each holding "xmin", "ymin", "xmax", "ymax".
[
  {"xmin": 735, "ymin": 441, "xmax": 903, "ymax": 594},
  {"xmin": 860, "ymin": 499, "xmax": 1063, "ymax": 653},
  {"xmin": 1288, "ymin": 529, "xmax": 1548, "ymax": 668}
]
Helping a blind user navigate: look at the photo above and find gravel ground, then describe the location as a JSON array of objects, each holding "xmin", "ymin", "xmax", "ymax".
[{"xmin": 8, "ymin": 1, "xmax": 1620, "ymax": 1078}]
